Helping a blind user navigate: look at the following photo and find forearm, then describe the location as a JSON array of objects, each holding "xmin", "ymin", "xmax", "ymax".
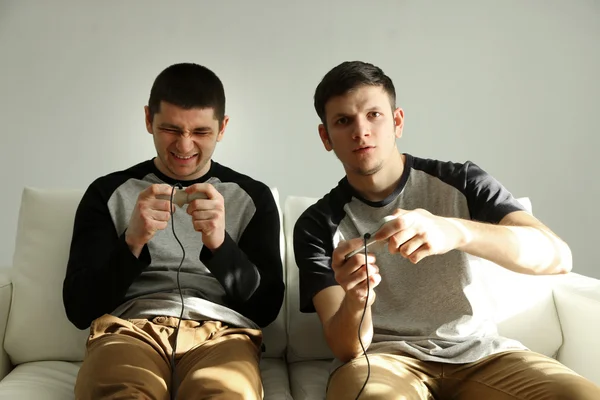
[
  {"xmin": 201, "ymin": 233, "xmax": 261, "ymax": 301},
  {"xmin": 325, "ymin": 294, "xmax": 374, "ymax": 362},
  {"xmin": 234, "ymin": 273, "xmax": 284, "ymax": 327},
  {"xmin": 453, "ymin": 217, "xmax": 572, "ymax": 275},
  {"xmin": 64, "ymin": 233, "xmax": 149, "ymax": 329},
  {"xmin": 201, "ymin": 232, "xmax": 284, "ymax": 327}
]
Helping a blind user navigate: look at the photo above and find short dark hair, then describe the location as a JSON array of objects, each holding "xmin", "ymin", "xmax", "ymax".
[
  {"xmin": 314, "ymin": 61, "xmax": 396, "ymax": 126},
  {"xmin": 148, "ymin": 63, "xmax": 226, "ymax": 125}
]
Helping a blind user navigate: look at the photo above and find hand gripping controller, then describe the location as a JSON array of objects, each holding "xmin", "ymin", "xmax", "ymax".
[
  {"xmin": 344, "ymin": 215, "xmax": 400, "ymax": 260},
  {"xmin": 157, "ymin": 190, "xmax": 208, "ymax": 208}
]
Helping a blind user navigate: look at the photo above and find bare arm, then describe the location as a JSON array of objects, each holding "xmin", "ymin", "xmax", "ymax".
[
  {"xmin": 312, "ymin": 238, "xmax": 380, "ymax": 363},
  {"xmin": 454, "ymin": 210, "xmax": 572, "ymax": 275},
  {"xmin": 376, "ymin": 208, "xmax": 572, "ymax": 276},
  {"xmin": 313, "ymin": 286, "xmax": 375, "ymax": 362}
]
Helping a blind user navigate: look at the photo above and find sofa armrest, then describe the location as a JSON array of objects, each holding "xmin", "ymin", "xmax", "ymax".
[
  {"xmin": 553, "ymin": 272, "xmax": 600, "ymax": 386},
  {"xmin": 0, "ymin": 268, "xmax": 13, "ymax": 380}
]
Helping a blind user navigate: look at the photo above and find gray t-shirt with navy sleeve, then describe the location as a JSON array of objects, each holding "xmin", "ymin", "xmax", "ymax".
[{"xmin": 293, "ymin": 154, "xmax": 528, "ymax": 365}]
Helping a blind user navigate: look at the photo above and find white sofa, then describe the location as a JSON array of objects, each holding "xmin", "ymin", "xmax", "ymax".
[{"xmin": 0, "ymin": 187, "xmax": 599, "ymax": 399}]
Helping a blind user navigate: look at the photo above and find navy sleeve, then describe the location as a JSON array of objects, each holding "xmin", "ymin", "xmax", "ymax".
[
  {"xmin": 63, "ymin": 179, "xmax": 150, "ymax": 330},
  {"xmin": 413, "ymin": 157, "xmax": 527, "ymax": 224},
  {"xmin": 293, "ymin": 200, "xmax": 340, "ymax": 313},
  {"xmin": 200, "ymin": 184, "xmax": 284, "ymax": 327},
  {"xmin": 461, "ymin": 161, "xmax": 527, "ymax": 223}
]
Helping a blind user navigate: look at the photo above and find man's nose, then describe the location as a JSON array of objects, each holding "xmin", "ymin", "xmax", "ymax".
[
  {"xmin": 176, "ymin": 133, "xmax": 194, "ymax": 153},
  {"xmin": 352, "ymin": 117, "xmax": 371, "ymax": 139}
]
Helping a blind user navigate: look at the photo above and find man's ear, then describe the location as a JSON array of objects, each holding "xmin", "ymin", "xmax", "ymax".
[
  {"xmin": 216, "ymin": 115, "xmax": 230, "ymax": 142},
  {"xmin": 394, "ymin": 107, "xmax": 404, "ymax": 139},
  {"xmin": 144, "ymin": 106, "xmax": 153, "ymax": 134},
  {"xmin": 318, "ymin": 124, "xmax": 333, "ymax": 151}
]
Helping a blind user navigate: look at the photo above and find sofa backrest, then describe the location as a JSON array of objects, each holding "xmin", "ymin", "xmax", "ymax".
[
  {"xmin": 283, "ymin": 195, "xmax": 564, "ymax": 363},
  {"xmin": 5, "ymin": 187, "xmax": 287, "ymax": 365}
]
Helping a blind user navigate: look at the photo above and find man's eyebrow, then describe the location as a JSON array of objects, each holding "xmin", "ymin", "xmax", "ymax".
[
  {"xmin": 158, "ymin": 123, "xmax": 213, "ymax": 131},
  {"xmin": 158, "ymin": 123, "xmax": 182, "ymax": 130},
  {"xmin": 330, "ymin": 112, "xmax": 351, "ymax": 119},
  {"xmin": 192, "ymin": 126, "xmax": 213, "ymax": 132}
]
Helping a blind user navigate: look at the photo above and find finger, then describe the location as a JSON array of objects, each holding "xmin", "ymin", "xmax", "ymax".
[
  {"xmin": 141, "ymin": 209, "xmax": 171, "ymax": 222},
  {"xmin": 144, "ymin": 184, "xmax": 176, "ymax": 199},
  {"xmin": 398, "ymin": 236, "xmax": 424, "ymax": 258},
  {"xmin": 188, "ymin": 199, "xmax": 225, "ymax": 212},
  {"xmin": 190, "ymin": 209, "xmax": 219, "ymax": 221},
  {"xmin": 350, "ymin": 273, "xmax": 381, "ymax": 300},
  {"xmin": 147, "ymin": 199, "xmax": 174, "ymax": 212},
  {"xmin": 154, "ymin": 220, "xmax": 168, "ymax": 231},
  {"xmin": 344, "ymin": 264, "xmax": 378, "ymax": 290},
  {"xmin": 408, "ymin": 244, "xmax": 432, "ymax": 264},
  {"xmin": 332, "ymin": 238, "xmax": 368, "ymax": 265},
  {"xmin": 370, "ymin": 272, "xmax": 382, "ymax": 288},
  {"xmin": 187, "ymin": 198, "xmax": 222, "ymax": 214},
  {"xmin": 143, "ymin": 218, "xmax": 168, "ymax": 233},
  {"xmin": 185, "ymin": 183, "xmax": 222, "ymax": 201},
  {"xmin": 192, "ymin": 219, "xmax": 220, "ymax": 233},
  {"xmin": 374, "ymin": 212, "xmax": 414, "ymax": 241},
  {"xmin": 388, "ymin": 227, "xmax": 418, "ymax": 253},
  {"xmin": 333, "ymin": 251, "xmax": 376, "ymax": 275}
]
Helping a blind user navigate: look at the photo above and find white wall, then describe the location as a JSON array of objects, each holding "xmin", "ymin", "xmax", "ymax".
[{"xmin": 1, "ymin": 0, "xmax": 598, "ymax": 278}]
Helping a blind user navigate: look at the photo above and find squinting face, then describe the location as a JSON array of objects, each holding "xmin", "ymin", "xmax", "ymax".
[
  {"xmin": 318, "ymin": 85, "xmax": 404, "ymax": 177},
  {"xmin": 145, "ymin": 101, "xmax": 229, "ymax": 181}
]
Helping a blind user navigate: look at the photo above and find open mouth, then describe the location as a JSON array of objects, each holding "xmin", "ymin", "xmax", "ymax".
[{"xmin": 171, "ymin": 152, "xmax": 198, "ymax": 161}]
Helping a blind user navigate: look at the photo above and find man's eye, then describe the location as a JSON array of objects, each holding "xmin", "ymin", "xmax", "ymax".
[
  {"xmin": 336, "ymin": 117, "xmax": 348, "ymax": 125},
  {"xmin": 370, "ymin": 112, "xmax": 381, "ymax": 118}
]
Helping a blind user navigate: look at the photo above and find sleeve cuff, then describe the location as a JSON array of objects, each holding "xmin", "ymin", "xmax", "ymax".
[
  {"xmin": 199, "ymin": 231, "xmax": 236, "ymax": 267},
  {"xmin": 118, "ymin": 232, "xmax": 151, "ymax": 271}
]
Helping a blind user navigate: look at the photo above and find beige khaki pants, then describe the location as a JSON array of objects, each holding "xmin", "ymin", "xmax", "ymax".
[
  {"xmin": 327, "ymin": 350, "xmax": 600, "ymax": 399},
  {"xmin": 74, "ymin": 314, "xmax": 263, "ymax": 400}
]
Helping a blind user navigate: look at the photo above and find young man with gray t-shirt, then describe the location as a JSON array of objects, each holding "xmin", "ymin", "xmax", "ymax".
[{"xmin": 294, "ymin": 60, "xmax": 600, "ymax": 399}]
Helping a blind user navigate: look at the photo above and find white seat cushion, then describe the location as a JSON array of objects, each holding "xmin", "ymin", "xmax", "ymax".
[
  {"xmin": 288, "ymin": 360, "xmax": 331, "ymax": 400},
  {"xmin": 284, "ymin": 196, "xmax": 333, "ymax": 363},
  {"xmin": 260, "ymin": 188, "xmax": 288, "ymax": 359},
  {"xmin": 469, "ymin": 257, "xmax": 563, "ymax": 357},
  {"xmin": 553, "ymin": 273, "xmax": 600, "ymax": 386},
  {"xmin": 261, "ymin": 358, "xmax": 294, "ymax": 400},
  {"xmin": 0, "ymin": 361, "xmax": 80, "ymax": 399},
  {"xmin": 0, "ymin": 359, "xmax": 291, "ymax": 399}
]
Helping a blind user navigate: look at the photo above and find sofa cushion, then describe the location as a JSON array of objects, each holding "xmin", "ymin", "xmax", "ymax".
[
  {"xmin": 553, "ymin": 273, "xmax": 600, "ymax": 386},
  {"xmin": 288, "ymin": 360, "xmax": 331, "ymax": 400},
  {"xmin": 284, "ymin": 195, "xmax": 563, "ymax": 362},
  {"xmin": 260, "ymin": 358, "xmax": 294, "ymax": 400},
  {"xmin": 261, "ymin": 188, "xmax": 288, "ymax": 358},
  {"xmin": 6, "ymin": 186, "xmax": 287, "ymax": 365},
  {"xmin": 468, "ymin": 256, "xmax": 563, "ymax": 357},
  {"xmin": 0, "ymin": 361, "xmax": 79, "ymax": 399},
  {"xmin": 284, "ymin": 196, "xmax": 334, "ymax": 363},
  {"xmin": 0, "ymin": 359, "xmax": 292, "ymax": 400},
  {"xmin": 7, "ymin": 188, "xmax": 90, "ymax": 364}
]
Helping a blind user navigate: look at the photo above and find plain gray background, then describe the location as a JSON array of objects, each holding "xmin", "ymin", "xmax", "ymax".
[{"xmin": 1, "ymin": 0, "xmax": 598, "ymax": 278}]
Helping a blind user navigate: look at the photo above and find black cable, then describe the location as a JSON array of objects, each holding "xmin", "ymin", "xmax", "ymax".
[
  {"xmin": 355, "ymin": 233, "xmax": 371, "ymax": 399},
  {"xmin": 169, "ymin": 183, "xmax": 186, "ymax": 400}
]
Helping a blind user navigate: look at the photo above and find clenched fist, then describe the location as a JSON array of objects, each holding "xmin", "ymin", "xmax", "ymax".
[{"xmin": 125, "ymin": 184, "xmax": 175, "ymax": 257}]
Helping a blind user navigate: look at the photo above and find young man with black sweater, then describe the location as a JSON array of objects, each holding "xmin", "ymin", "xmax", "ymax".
[{"xmin": 63, "ymin": 63, "xmax": 284, "ymax": 399}]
